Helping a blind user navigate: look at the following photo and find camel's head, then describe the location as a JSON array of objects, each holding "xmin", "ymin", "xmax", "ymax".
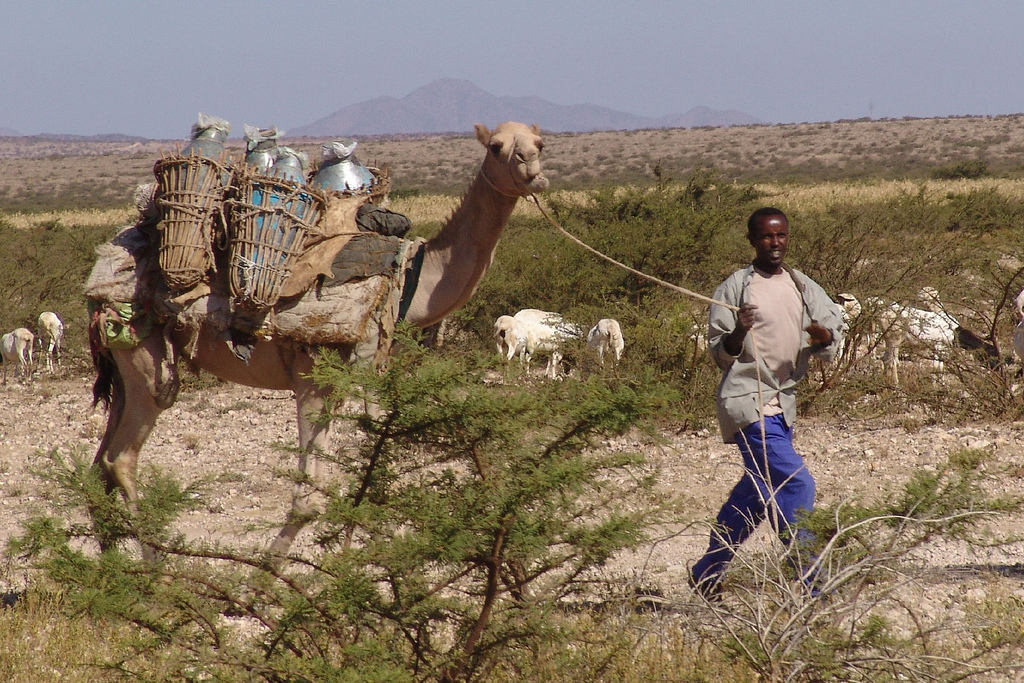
[{"xmin": 475, "ymin": 121, "xmax": 549, "ymax": 196}]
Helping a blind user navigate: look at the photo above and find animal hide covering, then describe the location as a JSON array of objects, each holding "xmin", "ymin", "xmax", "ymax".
[{"xmin": 84, "ymin": 211, "xmax": 424, "ymax": 358}]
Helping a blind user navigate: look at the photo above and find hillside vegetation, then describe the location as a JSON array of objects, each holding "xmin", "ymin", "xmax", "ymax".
[{"xmin": 2, "ymin": 113, "xmax": 1024, "ymax": 211}]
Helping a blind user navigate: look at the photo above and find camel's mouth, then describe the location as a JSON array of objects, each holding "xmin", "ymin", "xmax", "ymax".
[{"xmin": 526, "ymin": 175, "xmax": 550, "ymax": 193}]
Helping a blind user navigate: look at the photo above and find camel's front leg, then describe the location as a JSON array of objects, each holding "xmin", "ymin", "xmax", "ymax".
[
  {"xmin": 93, "ymin": 333, "xmax": 178, "ymax": 559},
  {"xmin": 268, "ymin": 350, "xmax": 332, "ymax": 560}
]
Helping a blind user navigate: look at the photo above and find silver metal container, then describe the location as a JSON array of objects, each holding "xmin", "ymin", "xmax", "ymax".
[
  {"xmin": 310, "ymin": 140, "xmax": 375, "ymax": 193},
  {"xmin": 243, "ymin": 124, "xmax": 282, "ymax": 174},
  {"xmin": 269, "ymin": 147, "xmax": 307, "ymax": 183},
  {"xmin": 182, "ymin": 113, "xmax": 231, "ymax": 160},
  {"xmin": 245, "ymin": 146, "xmax": 276, "ymax": 174},
  {"xmin": 182, "ymin": 127, "xmax": 228, "ymax": 159}
]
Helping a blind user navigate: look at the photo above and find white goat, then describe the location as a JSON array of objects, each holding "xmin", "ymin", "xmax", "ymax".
[
  {"xmin": 1014, "ymin": 287, "xmax": 1024, "ymax": 364},
  {"xmin": 586, "ymin": 318, "xmax": 624, "ymax": 365},
  {"xmin": 37, "ymin": 311, "xmax": 64, "ymax": 372},
  {"xmin": 834, "ymin": 292, "xmax": 863, "ymax": 362},
  {"xmin": 494, "ymin": 309, "xmax": 582, "ymax": 379},
  {"xmin": 494, "ymin": 315, "xmax": 522, "ymax": 361},
  {"xmin": 1, "ymin": 328, "xmax": 35, "ymax": 383},
  {"xmin": 864, "ymin": 288, "xmax": 960, "ymax": 385}
]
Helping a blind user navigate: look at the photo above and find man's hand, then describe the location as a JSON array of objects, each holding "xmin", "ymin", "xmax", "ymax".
[
  {"xmin": 736, "ymin": 303, "xmax": 757, "ymax": 332},
  {"xmin": 806, "ymin": 322, "xmax": 833, "ymax": 347},
  {"xmin": 724, "ymin": 303, "xmax": 758, "ymax": 356}
]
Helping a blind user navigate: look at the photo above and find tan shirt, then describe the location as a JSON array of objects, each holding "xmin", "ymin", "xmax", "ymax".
[
  {"xmin": 709, "ymin": 265, "xmax": 846, "ymax": 442},
  {"xmin": 747, "ymin": 267, "xmax": 803, "ymax": 415}
]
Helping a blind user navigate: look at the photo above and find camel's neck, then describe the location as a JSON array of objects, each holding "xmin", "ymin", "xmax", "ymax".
[{"xmin": 403, "ymin": 170, "xmax": 518, "ymax": 326}]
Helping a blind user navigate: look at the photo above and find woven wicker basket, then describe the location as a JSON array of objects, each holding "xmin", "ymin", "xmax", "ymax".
[
  {"xmin": 153, "ymin": 154, "xmax": 231, "ymax": 291},
  {"xmin": 225, "ymin": 169, "xmax": 327, "ymax": 309},
  {"xmin": 366, "ymin": 163, "xmax": 390, "ymax": 204}
]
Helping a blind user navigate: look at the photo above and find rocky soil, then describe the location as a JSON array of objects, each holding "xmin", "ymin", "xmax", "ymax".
[{"xmin": 2, "ymin": 372, "xmax": 1024, "ymax": 608}]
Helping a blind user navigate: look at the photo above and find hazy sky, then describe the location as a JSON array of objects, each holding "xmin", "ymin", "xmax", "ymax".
[{"xmin": 4, "ymin": 1, "xmax": 1022, "ymax": 139}]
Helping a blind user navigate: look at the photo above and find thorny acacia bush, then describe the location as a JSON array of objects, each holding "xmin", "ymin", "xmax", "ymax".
[
  {"xmin": 788, "ymin": 187, "xmax": 1024, "ymax": 421},
  {"xmin": 489, "ymin": 448, "xmax": 1024, "ymax": 683},
  {"xmin": 10, "ymin": 437, "xmax": 1022, "ymax": 681},
  {"xmin": 9, "ymin": 339, "xmax": 665, "ymax": 681},
  {"xmin": 688, "ymin": 448, "xmax": 1024, "ymax": 682}
]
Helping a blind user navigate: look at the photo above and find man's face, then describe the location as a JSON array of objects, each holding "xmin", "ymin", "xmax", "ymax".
[{"xmin": 749, "ymin": 215, "xmax": 789, "ymax": 273}]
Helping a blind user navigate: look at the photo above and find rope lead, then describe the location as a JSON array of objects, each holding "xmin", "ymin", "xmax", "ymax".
[
  {"xmin": 525, "ymin": 192, "xmax": 768, "ymax": 439},
  {"xmin": 527, "ymin": 194, "xmax": 739, "ymax": 312}
]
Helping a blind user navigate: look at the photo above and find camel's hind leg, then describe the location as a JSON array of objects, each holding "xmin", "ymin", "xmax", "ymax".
[
  {"xmin": 268, "ymin": 349, "xmax": 333, "ymax": 561},
  {"xmin": 93, "ymin": 334, "xmax": 178, "ymax": 557}
]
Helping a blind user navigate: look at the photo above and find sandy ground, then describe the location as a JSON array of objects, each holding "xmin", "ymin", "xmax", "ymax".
[{"xmin": 2, "ymin": 372, "xmax": 1024, "ymax": 606}]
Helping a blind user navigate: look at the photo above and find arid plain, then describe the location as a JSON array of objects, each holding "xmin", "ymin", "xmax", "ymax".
[{"xmin": 2, "ymin": 115, "xmax": 1024, "ymax": 679}]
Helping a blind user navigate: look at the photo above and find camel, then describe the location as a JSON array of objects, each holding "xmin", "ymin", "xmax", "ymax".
[{"xmin": 90, "ymin": 122, "xmax": 548, "ymax": 561}]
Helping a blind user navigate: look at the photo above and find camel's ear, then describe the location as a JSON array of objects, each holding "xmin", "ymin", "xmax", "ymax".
[
  {"xmin": 474, "ymin": 123, "xmax": 492, "ymax": 146},
  {"xmin": 531, "ymin": 123, "xmax": 540, "ymax": 135}
]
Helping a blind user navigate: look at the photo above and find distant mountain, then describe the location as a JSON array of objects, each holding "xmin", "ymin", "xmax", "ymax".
[
  {"xmin": 0, "ymin": 127, "xmax": 21, "ymax": 136},
  {"xmin": 290, "ymin": 79, "xmax": 761, "ymax": 137},
  {"xmin": 654, "ymin": 106, "xmax": 762, "ymax": 129}
]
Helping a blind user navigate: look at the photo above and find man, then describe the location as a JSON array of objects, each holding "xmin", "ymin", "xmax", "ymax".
[{"xmin": 690, "ymin": 207, "xmax": 846, "ymax": 599}]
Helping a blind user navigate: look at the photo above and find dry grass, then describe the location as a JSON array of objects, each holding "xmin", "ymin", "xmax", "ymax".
[
  {"xmin": 6, "ymin": 179, "xmax": 1023, "ymax": 233},
  {"xmin": 755, "ymin": 177, "xmax": 1024, "ymax": 213},
  {"xmin": 0, "ymin": 592, "xmax": 127, "ymax": 681},
  {"xmin": 3, "ymin": 207, "xmax": 136, "ymax": 230},
  {"xmin": 389, "ymin": 188, "xmax": 591, "ymax": 228}
]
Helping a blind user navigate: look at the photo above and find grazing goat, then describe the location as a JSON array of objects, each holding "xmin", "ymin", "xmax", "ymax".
[
  {"xmin": 834, "ymin": 289, "xmax": 1001, "ymax": 381},
  {"xmin": 834, "ymin": 293, "xmax": 863, "ymax": 362},
  {"xmin": 1014, "ymin": 287, "xmax": 1024, "ymax": 364},
  {"xmin": 851, "ymin": 289, "xmax": 960, "ymax": 385},
  {"xmin": 494, "ymin": 309, "xmax": 582, "ymax": 379},
  {"xmin": 494, "ymin": 315, "xmax": 522, "ymax": 361},
  {"xmin": 37, "ymin": 311, "xmax": 64, "ymax": 372},
  {"xmin": 1, "ymin": 328, "xmax": 35, "ymax": 383},
  {"xmin": 586, "ymin": 318, "xmax": 624, "ymax": 365}
]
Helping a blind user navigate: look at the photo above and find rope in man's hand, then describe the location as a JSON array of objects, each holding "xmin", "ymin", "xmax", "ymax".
[
  {"xmin": 525, "ymin": 192, "xmax": 768, "ymax": 441},
  {"xmin": 526, "ymin": 195, "xmax": 741, "ymax": 313}
]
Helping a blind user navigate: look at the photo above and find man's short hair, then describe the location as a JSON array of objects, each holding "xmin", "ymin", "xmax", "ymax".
[{"xmin": 747, "ymin": 207, "xmax": 787, "ymax": 237}]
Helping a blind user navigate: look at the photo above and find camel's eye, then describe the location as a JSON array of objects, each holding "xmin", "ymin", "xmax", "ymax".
[
  {"xmin": 489, "ymin": 142, "xmax": 503, "ymax": 157},
  {"xmin": 536, "ymin": 141, "xmax": 544, "ymax": 153}
]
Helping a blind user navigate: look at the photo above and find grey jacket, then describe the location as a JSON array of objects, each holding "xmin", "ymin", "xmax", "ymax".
[{"xmin": 708, "ymin": 265, "xmax": 846, "ymax": 443}]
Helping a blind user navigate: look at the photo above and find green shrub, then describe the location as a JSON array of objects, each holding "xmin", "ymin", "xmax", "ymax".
[
  {"xmin": 454, "ymin": 172, "xmax": 1024, "ymax": 424},
  {"xmin": 932, "ymin": 160, "xmax": 989, "ymax": 180},
  {"xmin": 11, "ymin": 339, "xmax": 666, "ymax": 681}
]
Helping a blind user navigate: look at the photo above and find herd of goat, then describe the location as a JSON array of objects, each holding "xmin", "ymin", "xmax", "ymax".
[
  {"xmin": 833, "ymin": 286, "xmax": 1023, "ymax": 385},
  {"xmin": 494, "ymin": 310, "xmax": 624, "ymax": 379},
  {"xmin": 0, "ymin": 311, "xmax": 63, "ymax": 383},
  {"xmin": 3, "ymin": 286, "xmax": 1024, "ymax": 386},
  {"xmin": 492, "ymin": 284, "xmax": 1024, "ymax": 384}
]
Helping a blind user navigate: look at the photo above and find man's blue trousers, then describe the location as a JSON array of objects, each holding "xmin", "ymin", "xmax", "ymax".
[{"xmin": 691, "ymin": 414, "xmax": 816, "ymax": 588}]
